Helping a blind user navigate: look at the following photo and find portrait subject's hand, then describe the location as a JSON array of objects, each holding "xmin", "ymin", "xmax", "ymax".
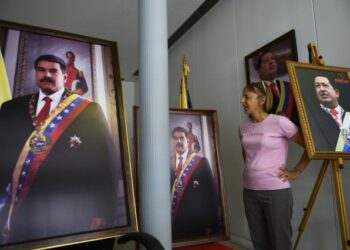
[
  {"xmin": 278, "ymin": 167, "xmax": 300, "ymax": 182},
  {"xmin": 73, "ymin": 88, "xmax": 84, "ymax": 96}
]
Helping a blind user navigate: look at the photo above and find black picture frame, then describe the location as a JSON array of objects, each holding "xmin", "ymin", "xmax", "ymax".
[
  {"xmin": 0, "ymin": 20, "xmax": 137, "ymax": 249},
  {"xmin": 245, "ymin": 29, "xmax": 298, "ymax": 84}
]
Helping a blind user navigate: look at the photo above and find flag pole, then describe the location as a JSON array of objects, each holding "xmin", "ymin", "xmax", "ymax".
[
  {"xmin": 179, "ymin": 56, "xmax": 190, "ymax": 109},
  {"xmin": 0, "ymin": 51, "xmax": 12, "ymax": 107}
]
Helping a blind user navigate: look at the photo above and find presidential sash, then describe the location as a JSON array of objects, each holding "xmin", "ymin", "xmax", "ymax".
[
  {"xmin": 2, "ymin": 94, "xmax": 90, "ymax": 239},
  {"xmin": 336, "ymin": 112, "xmax": 350, "ymax": 152},
  {"xmin": 171, "ymin": 153, "xmax": 202, "ymax": 221},
  {"xmin": 276, "ymin": 80, "xmax": 294, "ymax": 118}
]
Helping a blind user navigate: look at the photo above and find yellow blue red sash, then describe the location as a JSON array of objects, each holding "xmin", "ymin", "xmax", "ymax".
[
  {"xmin": 336, "ymin": 112, "xmax": 350, "ymax": 152},
  {"xmin": 276, "ymin": 80, "xmax": 294, "ymax": 118},
  {"xmin": 171, "ymin": 153, "xmax": 202, "ymax": 221},
  {"xmin": 3, "ymin": 94, "xmax": 90, "ymax": 236}
]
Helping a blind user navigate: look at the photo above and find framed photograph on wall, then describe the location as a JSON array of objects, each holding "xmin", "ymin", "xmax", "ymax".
[
  {"xmin": 244, "ymin": 29, "xmax": 299, "ymax": 126},
  {"xmin": 133, "ymin": 108, "xmax": 230, "ymax": 248},
  {"xmin": 245, "ymin": 29, "xmax": 298, "ymax": 84},
  {"xmin": 0, "ymin": 20, "xmax": 137, "ymax": 249},
  {"xmin": 287, "ymin": 61, "xmax": 350, "ymax": 159}
]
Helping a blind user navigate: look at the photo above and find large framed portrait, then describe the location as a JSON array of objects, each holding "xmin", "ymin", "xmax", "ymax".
[
  {"xmin": 287, "ymin": 61, "xmax": 350, "ymax": 159},
  {"xmin": 133, "ymin": 108, "xmax": 230, "ymax": 247},
  {"xmin": 245, "ymin": 29, "xmax": 298, "ymax": 84},
  {"xmin": 0, "ymin": 20, "xmax": 137, "ymax": 249}
]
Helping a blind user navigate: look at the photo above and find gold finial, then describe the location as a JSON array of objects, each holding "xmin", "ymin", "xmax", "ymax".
[
  {"xmin": 307, "ymin": 43, "xmax": 325, "ymax": 66},
  {"xmin": 182, "ymin": 56, "xmax": 190, "ymax": 77}
]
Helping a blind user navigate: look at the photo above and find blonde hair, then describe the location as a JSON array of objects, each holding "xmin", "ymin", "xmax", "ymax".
[{"xmin": 243, "ymin": 81, "xmax": 273, "ymax": 113}]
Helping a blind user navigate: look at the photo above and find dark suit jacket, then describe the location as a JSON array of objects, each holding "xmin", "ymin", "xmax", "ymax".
[
  {"xmin": 0, "ymin": 92, "xmax": 119, "ymax": 244},
  {"xmin": 306, "ymin": 105, "xmax": 344, "ymax": 151},
  {"xmin": 171, "ymin": 154, "xmax": 218, "ymax": 240},
  {"xmin": 271, "ymin": 80, "xmax": 299, "ymax": 127}
]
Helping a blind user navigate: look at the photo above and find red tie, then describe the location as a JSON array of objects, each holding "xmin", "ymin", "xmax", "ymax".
[
  {"xmin": 330, "ymin": 108, "xmax": 341, "ymax": 127},
  {"xmin": 330, "ymin": 108, "xmax": 338, "ymax": 116},
  {"xmin": 176, "ymin": 156, "xmax": 183, "ymax": 176},
  {"xmin": 36, "ymin": 96, "xmax": 52, "ymax": 124},
  {"xmin": 270, "ymin": 81, "xmax": 279, "ymax": 97}
]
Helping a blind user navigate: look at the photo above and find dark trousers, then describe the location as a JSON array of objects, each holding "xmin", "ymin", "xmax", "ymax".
[{"xmin": 243, "ymin": 188, "xmax": 293, "ymax": 250}]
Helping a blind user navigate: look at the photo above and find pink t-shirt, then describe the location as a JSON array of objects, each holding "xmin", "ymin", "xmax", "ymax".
[{"xmin": 239, "ymin": 114, "xmax": 298, "ymax": 190}]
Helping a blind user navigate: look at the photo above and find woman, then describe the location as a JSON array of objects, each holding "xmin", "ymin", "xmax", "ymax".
[{"xmin": 239, "ymin": 81, "xmax": 309, "ymax": 250}]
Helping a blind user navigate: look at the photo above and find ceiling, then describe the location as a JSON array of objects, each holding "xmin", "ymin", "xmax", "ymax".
[
  {"xmin": 122, "ymin": 0, "xmax": 220, "ymax": 79},
  {"xmin": 133, "ymin": 0, "xmax": 220, "ymax": 78},
  {"xmin": 168, "ymin": 0, "xmax": 205, "ymax": 38},
  {"xmin": 0, "ymin": 0, "xmax": 219, "ymax": 80}
]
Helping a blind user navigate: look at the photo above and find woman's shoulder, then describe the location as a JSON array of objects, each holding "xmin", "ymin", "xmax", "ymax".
[
  {"xmin": 240, "ymin": 118, "xmax": 254, "ymax": 126},
  {"xmin": 266, "ymin": 114, "xmax": 295, "ymax": 129},
  {"xmin": 269, "ymin": 114, "xmax": 298, "ymax": 135},
  {"xmin": 269, "ymin": 113, "xmax": 292, "ymax": 123},
  {"xmin": 239, "ymin": 119, "xmax": 253, "ymax": 134}
]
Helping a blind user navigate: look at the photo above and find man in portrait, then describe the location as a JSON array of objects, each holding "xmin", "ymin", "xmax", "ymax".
[
  {"xmin": 170, "ymin": 126, "xmax": 218, "ymax": 240},
  {"xmin": 0, "ymin": 54, "xmax": 120, "ymax": 244},
  {"xmin": 310, "ymin": 75, "xmax": 348, "ymax": 151},
  {"xmin": 255, "ymin": 50, "xmax": 299, "ymax": 126},
  {"xmin": 186, "ymin": 122, "xmax": 201, "ymax": 153},
  {"xmin": 64, "ymin": 51, "xmax": 89, "ymax": 95}
]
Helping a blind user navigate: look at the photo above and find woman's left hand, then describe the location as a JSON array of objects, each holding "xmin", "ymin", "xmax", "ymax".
[{"xmin": 278, "ymin": 167, "xmax": 300, "ymax": 181}]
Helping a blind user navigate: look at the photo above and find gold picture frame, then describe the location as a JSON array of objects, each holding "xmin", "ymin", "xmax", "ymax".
[
  {"xmin": 0, "ymin": 20, "xmax": 137, "ymax": 249},
  {"xmin": 287, "ymin": 61, "xmax": 350, "ymax": 159},
  {"xmin": 133, "ymin": 108, "xmax": 230, "ymax": 248}
]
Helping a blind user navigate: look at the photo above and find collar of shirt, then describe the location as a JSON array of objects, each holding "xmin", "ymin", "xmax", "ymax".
[
  {"xmin": 264, "ymin": 80, "xmax": 280, "ymax": 95},
  {"xmin": 36, "ymin": 87, "xmax": 65, "ymax": 115},
  {"xmin": 176, "ymin": 150, "xmax": 189, "ymax": 168},
  {"xmin": 320, "ymin": 104, "xmax": 344, "ymax": 121},
  {"xmin": 264, "ymin": 80, "xmax": 273, "ymax": 86}
]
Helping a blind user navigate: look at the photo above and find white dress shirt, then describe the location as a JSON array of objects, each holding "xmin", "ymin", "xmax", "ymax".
[{"xmin": 36, "ymin": 87, "xmax": 65, "ymax": 116}]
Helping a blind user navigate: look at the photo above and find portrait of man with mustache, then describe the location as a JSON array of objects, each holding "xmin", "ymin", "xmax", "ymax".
[
  {"xmin": 0, "ymin": 54, "xmax": 121, "ymax": 244},
  {"xmin": 170, "ymin": 126, "xmax": 218, "ymax": 241}
]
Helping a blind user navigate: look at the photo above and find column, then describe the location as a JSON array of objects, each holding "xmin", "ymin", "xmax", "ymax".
[{"xmin": 138, "ymin": 0, "xmax": 171, "ymax": 249}]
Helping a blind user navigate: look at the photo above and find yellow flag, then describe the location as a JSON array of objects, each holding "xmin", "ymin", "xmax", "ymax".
[
  {"xmin": 0, "ymin": 50, "xmax": 11, "ymax": 107},
  {"xmin": 179, "ymin": 75, "xmax": 188, "ymax": 109},
  {"xmin": 178, "ymin": 57, "xmax": 191, "ymax": 109}
]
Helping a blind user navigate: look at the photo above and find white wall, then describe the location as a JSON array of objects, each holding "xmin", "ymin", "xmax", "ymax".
[
  {"xmin": 0, "ymin": 0, "xmax": 138, "ymax": 80},
  {"xmin": 168, "ymin": 0, "xmax": 350, "ymax": 249}
]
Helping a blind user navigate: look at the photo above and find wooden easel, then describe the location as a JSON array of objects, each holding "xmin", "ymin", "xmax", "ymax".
[
  {"xmin": 293, "ymin": 158, "xmax": 350, "ymax": 249},
  {"xmin": 307, "ymin": 42, "xmax": 325, "ymax": 66},
  {"xmin": 293, "ymin": 44, "xmax": 350, "ymax": 249}
]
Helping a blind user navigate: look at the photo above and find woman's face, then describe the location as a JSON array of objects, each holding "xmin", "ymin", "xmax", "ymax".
[{"xmin": 240, "ymin": 89, "xmax": 264, "ymax": 115}]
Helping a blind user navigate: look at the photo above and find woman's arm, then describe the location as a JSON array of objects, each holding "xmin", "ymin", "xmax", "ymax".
[
  {"xmin": 242, "ymin": 147, "xmax": 246, "ymax": 161},
  {"xmin": 278, "ymin": 129, "xmax": 310, "ymax": 181},
  {"xmin": 290, "ymin": 129, "xmax": 305, "ymax": 147}
]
